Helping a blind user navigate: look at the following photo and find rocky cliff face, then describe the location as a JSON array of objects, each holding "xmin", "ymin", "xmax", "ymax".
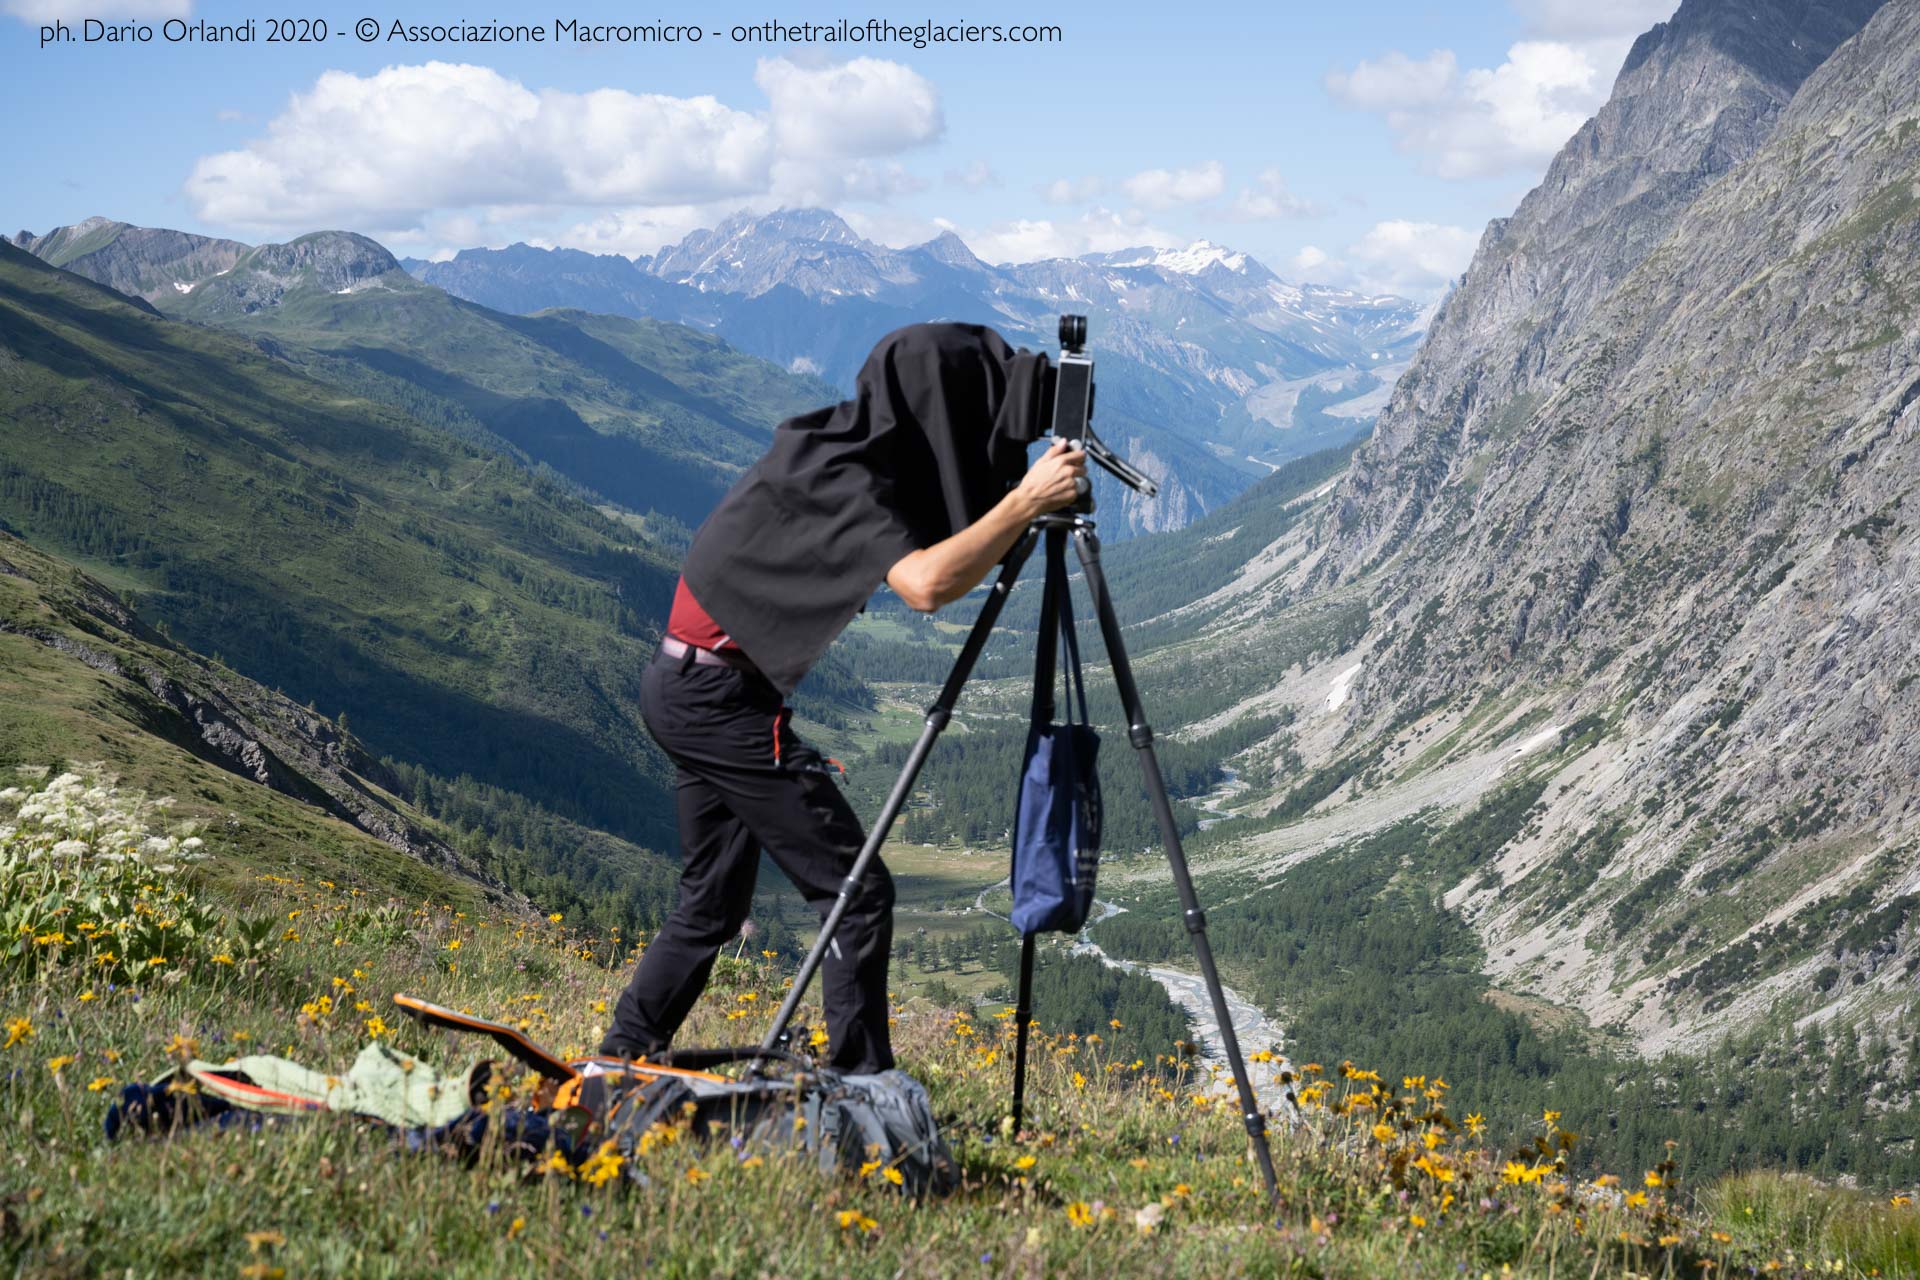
[
  {"xmin": 169, "ymin": 231, "xmax": 415, "ymax": 316},
  {"xmin": 1181, "ymin": 0, "xmax": 1916, "ymax": 1052},
  {"xmin": 1327, "ymin": 0, "xmax": 1888, "ymax": 578},
  {"xmin": 8, "ymin": 217, "xmax": 247, "ymax": 305}
]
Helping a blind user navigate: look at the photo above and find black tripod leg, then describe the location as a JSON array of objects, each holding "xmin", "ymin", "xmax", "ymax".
[
  {"xmin": 759, "ymin": 528, "xmax": 1043, "ymax": 1059},
  {"xmin": 1010, "ymin": 932, "xmax": 1037, "ymax": 1132},
  {"xmin": 1071, "ymin": 527, "xmax": 1281, "ymax": 1201}
]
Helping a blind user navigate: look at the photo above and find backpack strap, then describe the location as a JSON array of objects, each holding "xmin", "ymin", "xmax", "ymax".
[
  {"xmin": 1056, "ymin": 563, "xmax": 1089, "ymax": 728},
  {"xmin": 1030, "ymin": 532, "xmax": 1066, "ymax": 725}
]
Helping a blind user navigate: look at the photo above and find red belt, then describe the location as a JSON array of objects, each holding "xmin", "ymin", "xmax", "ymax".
[{"xmin": 661, "ymin": 635, "xmax": 761, "ymax": 674}]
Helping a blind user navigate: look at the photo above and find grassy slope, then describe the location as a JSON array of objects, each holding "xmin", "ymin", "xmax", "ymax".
[
  {"xmin": 0, "ymin": 551, "xmax": 478, "ymax": 910},
  {"xmin": 0, "ymin": 239, "xmax": 686, "ymax": 846},
  {"xmin": 3, "ymin": 773, "xmax": 1912, "ymax": 1280},
  {"xmin": 162, "ymin": 252, "xmax": 837, "ymax": 525}
]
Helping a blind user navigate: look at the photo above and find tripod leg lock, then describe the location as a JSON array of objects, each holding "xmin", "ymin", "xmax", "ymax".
[
  {"xmin": 1183, "ymin": 907, "xmax": 1207, "ymax": 934},
  {"xmin": 1243, "ymin": 1113, "xmax": 1268, "ymax": 1138},
  {"xmin": 1128, "ymin": 721, "xmax": 1154, "ymax": 749},
  {"xmin": 838, "ymin": 874, "xmax": 864, "ymax": 898},
  {"xmin": 924, "ymin": 706, "xmax": 951, "ymax": 731}
]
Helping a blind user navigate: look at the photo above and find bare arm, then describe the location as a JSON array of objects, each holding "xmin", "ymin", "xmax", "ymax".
[{"xmin": 885, "ymin": 440, "xmax": 1088, "ymax": 612}]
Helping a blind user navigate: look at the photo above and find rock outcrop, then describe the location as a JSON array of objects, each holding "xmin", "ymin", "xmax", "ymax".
[{"xmin": 1199, "ymin": 0, "xmax": 1918, "ymax": 1050}]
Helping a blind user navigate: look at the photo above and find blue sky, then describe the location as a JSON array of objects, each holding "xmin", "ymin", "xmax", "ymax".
[{"xmin": 1, "ymin": 0, "xmax": 1677, "ymax": 297}]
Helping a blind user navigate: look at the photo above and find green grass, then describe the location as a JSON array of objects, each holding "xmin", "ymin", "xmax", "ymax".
[
  {"xmin": 5, "ymin": 773, "xmax": 1912, "ymax": 1279},
  {"xmin": 0, "ymin": 239, "xmax": 689, "ymax": 849}
]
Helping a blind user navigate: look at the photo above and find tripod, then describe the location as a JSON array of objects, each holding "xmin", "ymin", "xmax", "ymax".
[{"xmin": 759, "ymin": 511, "xmax": 1281, "ymax": 1199}]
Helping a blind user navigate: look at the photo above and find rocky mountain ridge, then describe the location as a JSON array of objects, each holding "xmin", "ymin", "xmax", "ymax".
[
  {"xmin": 403, "ymin": 210, "xmax": 1428, "ymax": 530},
  {"xmin": 8, "ymin": 216, "xmax": 247, "ymax": 304},
  {"xmin": 1137, "ymin": 0, "xmax": 1916, "ymax": 1054}
]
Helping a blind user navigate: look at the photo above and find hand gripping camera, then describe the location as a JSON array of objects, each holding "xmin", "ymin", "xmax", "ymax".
[{"xmin": 1014, "ymin": 315, "xmax": 1159, "ymax": 499}]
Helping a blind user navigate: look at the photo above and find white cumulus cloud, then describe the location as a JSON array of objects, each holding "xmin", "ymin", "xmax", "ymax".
[
  {"xmin": 1121, "ymin": 160, "xmax": 1226, "ymax": 209},
  {"xmin": 1326, "ymin": 39, "xmax": 1616, "ymax": 179},
  {"xmin": 963, "ymin": 208, "xmax": 1181, "ymax": 265},
  {"xmin": 1038, "ymin": 176, "xmax": 1106, "ymax": 205},
  {"xmin": 1346, "ymin": 219, "xmax": 1477, "ymax": 295},
  {"xmin": 753, "ymin": 56, "xmax": 942, "ymax": 159},
  {"xmin": 943, "ymin": 159, "xmax": 1000, "ymax": 190},
  {"xmin": 1229, "ymin": 168, "xmax": 1320, "ymax": 220},
  {"xmin": 185, "ymin": 57, "xmax": 942, "ymax": 233}
]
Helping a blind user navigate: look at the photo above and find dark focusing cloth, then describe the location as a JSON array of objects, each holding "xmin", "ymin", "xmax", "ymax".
[{"xmin": 680, "ymin": 322, "xmax": 1041, "ymax": 695}]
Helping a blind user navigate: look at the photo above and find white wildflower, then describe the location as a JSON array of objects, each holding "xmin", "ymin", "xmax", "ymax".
[
  {"xmin": 51, "ymin": 839, "xmax": 89, "ymax": 858},
  {"xmin": 0, "ymin": 787, "xmax": 22, "ymax": 802}
]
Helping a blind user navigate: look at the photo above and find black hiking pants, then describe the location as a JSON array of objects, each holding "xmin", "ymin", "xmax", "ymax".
[{"xmin": 602, "ymin": 644, "xmax": 896, "ymax": 1074}]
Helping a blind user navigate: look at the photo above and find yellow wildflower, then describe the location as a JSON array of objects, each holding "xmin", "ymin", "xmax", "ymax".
[{"xmin": 1066, "ymin": 1201, "xmax": 1095, "ymax": 1228}]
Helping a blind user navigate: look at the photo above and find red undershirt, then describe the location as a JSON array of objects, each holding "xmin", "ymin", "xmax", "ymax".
[{"xmin": 666, "ymin": 577, "xmax": 739, "ymax": 652}]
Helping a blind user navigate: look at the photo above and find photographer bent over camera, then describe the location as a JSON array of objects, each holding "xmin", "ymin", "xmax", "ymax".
[{"xmin": 601, "ymin": 323, "xmax": 1087, "ymax": 1075}]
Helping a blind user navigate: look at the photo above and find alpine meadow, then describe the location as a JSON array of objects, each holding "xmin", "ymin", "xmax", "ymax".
[{"xmin": 4, "ymin": 0, "xmax": 1920, "ymax": 1275}]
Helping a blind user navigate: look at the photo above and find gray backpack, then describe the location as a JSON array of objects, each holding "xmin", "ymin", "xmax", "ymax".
[{"xmin": 587, "ymin": 1057, "xmax": 958, "ymax": 1197}]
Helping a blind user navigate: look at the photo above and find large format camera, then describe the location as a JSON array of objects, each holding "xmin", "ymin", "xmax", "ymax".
[{"xmin": 1014, "ymin": 314, "xmax": 1159, "ymax": 498}]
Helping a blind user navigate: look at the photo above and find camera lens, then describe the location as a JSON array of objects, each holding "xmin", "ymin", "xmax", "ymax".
[{"xmin": 1059, "ymin": 314, "xmax": 1087, "ymax": 351}]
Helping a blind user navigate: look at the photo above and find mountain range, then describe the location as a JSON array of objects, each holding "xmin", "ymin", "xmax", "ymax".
[
  {"xmin": 402, "ymin": 211, "xmax": 1428, "ymax": 532},
  {"xmin": 1106, "ymin": 0, "xmax": 1916, "ymax": 1060},
  {"xmin": 11, "ymin": 211, "xmax": 1425, "ymax": 534}
]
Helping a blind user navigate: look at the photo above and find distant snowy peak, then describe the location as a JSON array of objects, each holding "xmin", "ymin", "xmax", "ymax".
[
  {"xmin": 1100, "ymin": 240, "xmax": 1258, "ymax": 277},
  {"xmin": 1154, "ymin": 240, "xmax": 1253, "ymax": 276}
]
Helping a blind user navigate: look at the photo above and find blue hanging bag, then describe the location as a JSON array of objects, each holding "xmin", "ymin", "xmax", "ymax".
[{"xmin": 1009, "ymin": 551, "xmax": 1102, "ymax": 935}]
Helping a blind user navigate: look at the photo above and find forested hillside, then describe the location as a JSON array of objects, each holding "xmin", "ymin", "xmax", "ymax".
[{"xmin": 0, "ymin": 238, "xmax": 684, "ymax": 854}]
